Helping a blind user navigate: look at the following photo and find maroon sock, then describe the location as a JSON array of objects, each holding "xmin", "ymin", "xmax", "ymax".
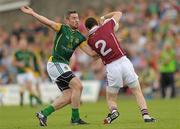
[
  {"xmin": 110, "ymin": 106, "xmax": 117, "ymax": 113},
  {"xmin": 141, "ymin": 109, "xmax": 149, "ymax": 117}
]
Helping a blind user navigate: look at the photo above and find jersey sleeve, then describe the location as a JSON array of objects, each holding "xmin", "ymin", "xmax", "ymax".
[
  {"xmin": 110, "ymin": 18, "xmax": 116, "ymax": 27},
  {"xmin": 79, "ymin": 34, "xmax": 86, "ymax": 44},
  {"xmin": 79, "ymin": 41, "xmax": 87, "ymax": 48},
  {"xmin": 55, "ymin": 23, "xmax": 62, "ymax": 32},
  {"xmin": 103, "ymin": 18, "xmax": 116, "ymax": 30}
]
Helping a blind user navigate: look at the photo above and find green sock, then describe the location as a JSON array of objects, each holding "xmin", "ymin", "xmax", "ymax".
[
  {"xmin": 20, "ymin": 93, "xmax": 24, "ymax": 106},
  {"xmin": 42, "ymin": 105, "xmax": 55, "ymax": 117},
  {"xmin": 71, "ymin": 108, "xmax": 80, "ymax": 121},
  {"xmin": 36, "ymin": 97, "xmax": 42, "ymax": 105},
  {"xmin": 33, "ymin": 95, "xmax": 42, "ymax": 105},
  {"xmin": 29, "ymin": 94, "xmax": 33, "ymax": 107}
]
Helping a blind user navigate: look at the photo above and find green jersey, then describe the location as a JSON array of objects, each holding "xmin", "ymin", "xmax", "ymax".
[
  {"xmin": 50, "ymin": 24, "xmax": 86, "ymax": 64},
  {"xmin": 14, "ymin": 50, "xmax": 32, "ymax": 74}
]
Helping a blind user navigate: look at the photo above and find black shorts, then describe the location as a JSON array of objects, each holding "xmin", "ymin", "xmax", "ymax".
[{"xmin": 55, "ymin": 71, "xmax": 75, "ymax": 91}]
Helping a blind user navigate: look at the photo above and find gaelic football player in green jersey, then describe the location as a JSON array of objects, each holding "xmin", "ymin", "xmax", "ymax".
[
  {"xmin": 13, "ymin": 38, "xmax": 42, "ymax": 107},
  {"xmin": 21, "ymin": 6, "xmax": 97, "ymax": 126}
]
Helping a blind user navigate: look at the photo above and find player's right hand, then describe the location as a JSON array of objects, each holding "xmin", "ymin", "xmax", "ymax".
[{"xmin": 20, "ymin": 6, "xmax": 34, "ymax": 15}]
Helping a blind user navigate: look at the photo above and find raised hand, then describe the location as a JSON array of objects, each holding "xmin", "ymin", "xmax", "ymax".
[
  {"xmin": 20, "ymin": 6, "xmax": 34, "ymax": 15},
  {"xmin": 20, "ymin": 5, "xmax": 59, "ymax": 31}
]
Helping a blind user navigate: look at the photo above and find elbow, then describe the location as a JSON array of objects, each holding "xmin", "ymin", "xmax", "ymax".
[
  {"xmin": 91, "ymin": 52, "xmax": 98, "ymax": 57},
  {"xmin": 116, "ymin": 11, "xmax": 122, "ymax": 17},
  {"xmin": 116, "ymin": 11, "xmax": 122, "ymax": 14},
  {"xmin": 92, "ymin": 54, "xmax": 100, "ymax": 60}
]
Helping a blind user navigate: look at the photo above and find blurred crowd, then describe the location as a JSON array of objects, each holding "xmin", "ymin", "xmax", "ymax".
[{"xmin": 0, "ymin": 0, "xmax": 179, "ymax": 98}]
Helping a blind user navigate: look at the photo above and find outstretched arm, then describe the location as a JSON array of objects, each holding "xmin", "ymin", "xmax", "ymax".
[{"xmin": 20, "ymin": 6, "xmax": 61, "ymax": 32}]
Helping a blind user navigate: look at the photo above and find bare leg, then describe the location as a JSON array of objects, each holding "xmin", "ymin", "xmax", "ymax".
[
  {"xmin": 52, "ymin": 89, "xmax": 71, "ymax": 110},
  {"xmin": 106, "ymin": 89, "xmax": 118, "ymax": 112},
  {"xmin": 69, "ymin": 77, "xmax": 83, "ymax": 109},
  {"xmin": 130, "ymin": 82, "xmax": 148, "ymax": 110},
  {"xmin": 68, "ymin": 76, "xmax": 89, "ymax": 124},
  {"xmin": 37, "ymin": 76, "xmax": 87, "ymax": 125},
  {"xmin": 129, "ymin": 81, "xmax": 155, "ymax": 122},
  {"xmin": 38, "ymin": 89, "xmax": 71, "ymax": 122},
  {"xmin": 104, "ymin": 86, "xmax": 120, "ymax": 124}
]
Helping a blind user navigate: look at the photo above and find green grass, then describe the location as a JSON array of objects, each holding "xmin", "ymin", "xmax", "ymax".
[{"xmin": 0, "ymin": 97, "xmax": 180, "ymax": 129}]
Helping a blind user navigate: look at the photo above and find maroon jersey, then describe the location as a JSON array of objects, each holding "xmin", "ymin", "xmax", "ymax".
[{"xmin": 87, "ymin": 18, "xmax": 125, "ymax": 65}]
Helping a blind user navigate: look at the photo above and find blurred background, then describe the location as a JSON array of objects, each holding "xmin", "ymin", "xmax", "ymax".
[{"xmin": 0, "ymin": 0, "xmax": 179, "ymax": 105}]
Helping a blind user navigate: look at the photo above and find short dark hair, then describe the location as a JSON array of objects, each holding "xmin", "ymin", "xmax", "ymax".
[
  {"xmin": 85, "ymin": 17, "xmax": 98, "ymax": 30},
  {"xmin": 65, "ymin": 10, "xmax": 78, "ymax": 19}
]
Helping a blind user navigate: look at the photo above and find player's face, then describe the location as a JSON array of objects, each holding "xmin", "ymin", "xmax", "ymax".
[
  {"xmin": 67, "ymin": 13, "xmax": 79, "ymax": 29},
  {"xmin": 19, "ymin": 39, "xmax": 27, "ymax": 51}
]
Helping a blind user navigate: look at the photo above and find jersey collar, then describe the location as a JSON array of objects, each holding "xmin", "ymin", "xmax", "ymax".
[{"xmin": 89, "ymin": 25, "xmax": 99, "ymax": 36}]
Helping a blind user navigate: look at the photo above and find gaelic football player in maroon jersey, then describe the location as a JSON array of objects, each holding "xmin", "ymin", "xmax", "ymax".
[{"xmin": 84, "ymin": 11, "xmax": 156, "ymax": 124}]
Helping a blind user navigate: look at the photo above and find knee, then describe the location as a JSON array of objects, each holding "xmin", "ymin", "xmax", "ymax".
[
  {"xmin": 72, "ymin": 84, "xmax": 83, "ymax": 93},
  {"xmin": 78, "ymin": 84, "xmax": 83, "ymax": 92},
  {"xmin": 70, "ymin": 78, "xmax": 83, "ymax": 92}
]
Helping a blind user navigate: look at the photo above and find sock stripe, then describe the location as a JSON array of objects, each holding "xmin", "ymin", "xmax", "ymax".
[
  {"xmin": 110, "ymin": 106, "xmax": 117, "ymax": 113},
  {"xmin": 141, "ymin": 109, "xmax": 149, "ymax": 116}
]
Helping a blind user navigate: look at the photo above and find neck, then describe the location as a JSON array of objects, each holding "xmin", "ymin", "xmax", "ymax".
[
  {"xmin": 67, "ymin": 24, "xmax": 77, "ymax": 31},
  {"xmin": 90, "ymin": 25, "xmax": 98, "ymax": 31}
]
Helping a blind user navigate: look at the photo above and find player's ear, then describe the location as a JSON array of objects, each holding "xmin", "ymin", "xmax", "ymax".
[
  {"xmin": 64, "ymin": 13, "xmax": 70, "ymax": 23},
  {"xmin": 64, "ymin": 17, "xmax": 68, "ymax": 24}
]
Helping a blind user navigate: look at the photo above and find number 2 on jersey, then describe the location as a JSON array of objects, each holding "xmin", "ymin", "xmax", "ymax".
[{"xmin": 95, "ymin": 40, "xmax": 112, "ymax": 56}]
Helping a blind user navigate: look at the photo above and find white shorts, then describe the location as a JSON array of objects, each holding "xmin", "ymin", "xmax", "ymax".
[
  {"xmin": 47, "ymin": 62, "xmax": 72, "ymax": 82},
  {"xmin": 105, "ymin": 56, "xmax": 138, "ymax": 88},
  {"xmin": 34, "ymin": 76, "xmax": 42, "ymax": 85},
  {"xmin": 17, "ymin": 72, "xmax": 35, "ymax": 86}
]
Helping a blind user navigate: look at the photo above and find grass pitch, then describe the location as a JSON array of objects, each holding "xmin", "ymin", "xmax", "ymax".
[{"xmin": 0, "ymin": 97, "xmax": 180, "ymax": 129}]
